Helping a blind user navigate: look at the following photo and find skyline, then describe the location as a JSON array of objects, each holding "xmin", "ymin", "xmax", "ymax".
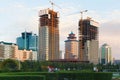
[{"xmin": 0, "ymin": 0, "xmax": 120, "ymax": 59}]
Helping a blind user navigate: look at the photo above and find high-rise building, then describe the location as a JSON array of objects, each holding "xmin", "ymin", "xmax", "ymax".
[
  {"xmin": 38, "ymin": 9, "xmax": 59, "ymax": 60},
  {"xmin": 100, "ymin": 43, "xmax": 112, "ymax": 64},
  {"xmin": 16, "ymin": 31, "xmax": 38, "ymax": 51},
  {"xmin": 64, "ymin": 32, "xmax": 78, "ymax": 59},
  {"xmin": 78, "ymin": 17, "xmax": 99, "ymax": 64}
]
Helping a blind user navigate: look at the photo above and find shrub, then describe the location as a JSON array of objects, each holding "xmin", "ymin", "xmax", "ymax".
[
  {"xmin": 0, "ymin": 75, "xmax": 45, "ymax": 80},
  {"xmin": 0, "ymin": 59, "xmax": 19, "ymax": 72}
]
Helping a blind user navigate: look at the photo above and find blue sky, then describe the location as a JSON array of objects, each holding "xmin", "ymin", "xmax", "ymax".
[{"xmin": 0, "ymin": 0, "xmax": 120, "ymax": 59}]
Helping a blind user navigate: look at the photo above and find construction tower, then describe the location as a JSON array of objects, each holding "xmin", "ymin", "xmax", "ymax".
[
  {"xmin": 38, "ymin": 8, "xmax": 59, "ymax": 60},
  {"xmin": 78, "ymin": 17, "xmax": 99, "ymax": 63}
]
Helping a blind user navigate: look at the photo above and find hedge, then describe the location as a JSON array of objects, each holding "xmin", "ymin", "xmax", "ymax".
[
  {"xmin": 0, "ymin": 72, "xmax": 112, "ymax": 80},
  {"xmin": 0, "ymin": 75, "xmax": 45, "ymax": 80}
]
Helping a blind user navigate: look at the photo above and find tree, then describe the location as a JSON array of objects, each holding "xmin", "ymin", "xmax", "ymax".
[
  {"xmin": 21, "ymin": 60, "xmax": 41, "ymax": 72},
  {"xmin": 0, "ymin": 59, "xmax": 19, "ymax": 72}
]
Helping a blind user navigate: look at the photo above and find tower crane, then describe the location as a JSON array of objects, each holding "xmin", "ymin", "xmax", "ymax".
[{"xmin": 49, "ymin": 0, "xmax": 61, "ymax": 10}]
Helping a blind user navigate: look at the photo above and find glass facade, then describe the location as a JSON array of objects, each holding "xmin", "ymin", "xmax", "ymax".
[
  {"xmin": 16, "ymin": 32, "xmax": 38, "ymax": 51},
  {"xmin": 101, "ymin": 43, "xmax": 112, "ymax": 64}
]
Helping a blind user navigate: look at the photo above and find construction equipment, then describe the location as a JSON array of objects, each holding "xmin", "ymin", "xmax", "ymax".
[
  {"xmin": 80, "ymin": 10, "xmax": 88, "ymax": 19},
  {"xmin": 49, "ymin": 0, "xmax": 61, "ymax": 10}
]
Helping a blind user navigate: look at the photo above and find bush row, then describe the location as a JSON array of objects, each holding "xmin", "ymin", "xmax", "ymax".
[
  {"xmin": 0, "ymin": 72, "xmax": 112, "ymax": 80},
  {"xmin": 0, "ymin": 75, "xmax": 45, "ymax": 80}
]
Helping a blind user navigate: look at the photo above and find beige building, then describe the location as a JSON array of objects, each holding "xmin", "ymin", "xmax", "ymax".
[
  {"xmin": 15, "ymin": 49, "xmax": 32, "ymax": 61},
  {"xmin": 15, "ymin": 49, "xmax": 37, "ymax": 61},
  {"xmin": 64, "ymin": 32, "xmax": 78, "ymax": 59},
  {"xmin": 85, "ymin": 40, "xmax": 99, "ymax": 64},
  {"xmin": 0, "ymin": 41, "xmax": 37, "ymax": 61},
  {"xmin": 0, "ymin": 41, "xmax": 17, "ymax": 60}
]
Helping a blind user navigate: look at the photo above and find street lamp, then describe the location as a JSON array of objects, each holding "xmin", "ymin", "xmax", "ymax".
[{"xmin": 18, "ymin": 52, "xmax": 21, "ymax": 70}]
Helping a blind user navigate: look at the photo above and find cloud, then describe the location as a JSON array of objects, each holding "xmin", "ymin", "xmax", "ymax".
[{"xmin": 0, "ymin": 8, "xmax": 4, "ymax": 13}]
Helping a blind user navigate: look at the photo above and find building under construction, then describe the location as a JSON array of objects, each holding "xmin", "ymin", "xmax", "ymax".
[
  {"xmin": 38, "ymin": 9, "xmax": 59, "ymax": 61},
  {"xmin": 78, "ymin": 17, "xmax": 99, "ymax": 64}
]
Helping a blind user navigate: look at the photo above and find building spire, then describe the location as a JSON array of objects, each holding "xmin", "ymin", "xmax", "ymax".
[{"xmin": 70, "ymin": 31, "xmax": 74, "ymax": 34}]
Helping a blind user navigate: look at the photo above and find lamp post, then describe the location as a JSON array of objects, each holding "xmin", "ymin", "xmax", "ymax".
[
  {"xmin": 18, "ymin": 52, "xmax": 20, "ymax": 70},
  {"xmin": 18, "ymin": 59, "xmax": 20, "ymax": 70}
]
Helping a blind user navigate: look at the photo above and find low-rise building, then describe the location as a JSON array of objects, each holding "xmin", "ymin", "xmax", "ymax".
[
  {"xmin": 0, "ymin": 41, "xmax": 17, "ymax": 60},
  {"xmin": 0, "ymin": 41, "xmax": 37, "ymax": 61}
]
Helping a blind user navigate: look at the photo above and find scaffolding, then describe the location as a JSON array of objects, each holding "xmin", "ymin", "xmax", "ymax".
[
  {"xmin": 39, "ymin": 9, "xmax": 59, "ymax": 60},
  {"xmin": 78, "ymin": 18, "xmax": 98, "ymax": 61}
]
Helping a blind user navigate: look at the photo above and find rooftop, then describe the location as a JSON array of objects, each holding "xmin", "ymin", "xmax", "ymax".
[{"xmin": 0, "ymin": 41, "xmax": 16, "ymax": 45}]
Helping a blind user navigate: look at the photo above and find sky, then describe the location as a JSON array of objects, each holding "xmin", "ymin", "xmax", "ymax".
[{"xmin": 0, "ymin": 0, "xmax": 120, "ymax": 59}]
